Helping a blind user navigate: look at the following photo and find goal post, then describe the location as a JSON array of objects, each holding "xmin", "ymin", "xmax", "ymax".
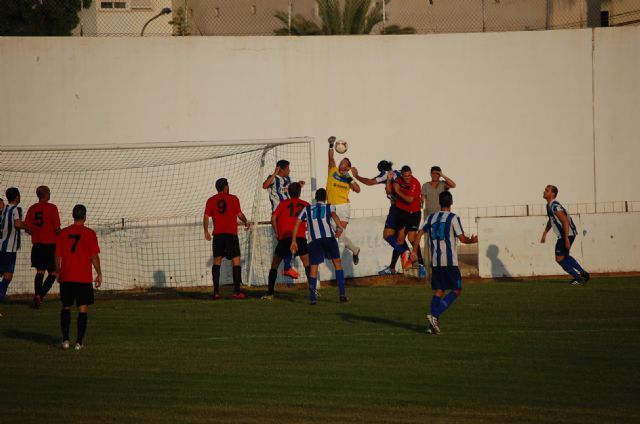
[{"xmin": 0, "ymin": 137, "xmax": 315, "ymax": 293}]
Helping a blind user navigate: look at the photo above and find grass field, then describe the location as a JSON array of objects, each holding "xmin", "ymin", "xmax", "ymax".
[{"xmin": 1, "ymin": 277, "xmax": 640, "ymax": 424}]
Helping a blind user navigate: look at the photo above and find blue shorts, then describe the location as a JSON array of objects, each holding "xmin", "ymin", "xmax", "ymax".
[
  {"xmin": 384, "ymin": 205, "xmax": 399, "ymax": 229},
  {"xmin": 0, "ymin": 252, "xmax": 17, "ymax": 274},
  {"xmin": 308, "ymin": 238, "xmax": 341, "ymax": 265},
  {"xmin": 554, "ymin": 236, "xmax": 575, "ymax": 257},
  {"xmin": 431, "ymin": 266, "xmax": 462, "ymax": 291}
]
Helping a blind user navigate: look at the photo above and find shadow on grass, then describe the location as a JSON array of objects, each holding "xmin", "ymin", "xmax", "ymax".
[
  {"xmin": 337, "ymin": 312, "xmax": 425, "ymax": 334},
  {"xmin": 3, "ymin": 329, "xmax": 59, "ymax": 347}
]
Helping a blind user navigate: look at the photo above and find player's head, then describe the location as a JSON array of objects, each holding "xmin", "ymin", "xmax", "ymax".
[
  {"xmin": 377, "ymin": 160, "xmax": 393, "ymax": 173},
  {"xmin": 430, "ymin": 166, "xmax": 442, "ymax": 181},
  {"xmin": 36, "ymin": 185, "xmax": 50, "ymax": 201},
  {"xmin": 439, "ymin": 191, "xmax": 453, "ymax": 209},
  {"xmin": 0, "ymin": 198, "xmax": 4, "ymax": 209},
  {"xmin": 288, "ymin": 182, "xmax": 302, "ymax": 198},
  {"xmin": 543, "ymin": 185, "xmax": 558, "ymax": 200},
  {"xmin": 5, "ymin": 187, "xmax": 20, "ymax": 204},
  {"xmin": 72, "ymin": 204, "xmax": 87, "ymax": 221},
  {"xmin": 276, "ymin": 159, "xmax": 290, "ymax": 176},
  {"xmin": 315, "ymin": 188, "xmax": 327, "ymax": 202},
  {"xmin": 400, "ymin": 165, "xmax": 412, "ymax": 183},
  {"xmin": 338, "ymin": 158, "xmax": 351, "ymax": 173},
  {"xmin": 215, "ymin": 178, "xmax": 229, "ymax": 193}
]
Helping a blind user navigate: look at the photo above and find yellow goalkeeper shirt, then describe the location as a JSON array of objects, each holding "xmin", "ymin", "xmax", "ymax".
[{"xmin": 326, "ymin": 166, "xmax": 352, "ymax": 205}]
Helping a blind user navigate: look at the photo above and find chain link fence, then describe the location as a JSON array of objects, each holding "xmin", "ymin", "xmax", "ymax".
[{"xmin": 2, "ymin": 0, "xmax": 638, "ymax": 37}]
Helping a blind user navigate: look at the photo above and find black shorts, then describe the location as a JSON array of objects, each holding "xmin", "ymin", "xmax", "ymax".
[
  {"xmin": 31, "ymin": 243, "xmax": 56, "ymax": 272},
  {"xmin": 275, "ymin": 237, "xmax": 308, "ymax": 259},
  {"xmin": 60, "ymin": 282, "xmax": 95, "ymax": 307},
  {"xmin": 394, "ymin": 210, "xmax": 421, "ymax": 232},
  {"xmin": 213, "ymin": 233, "xmax": 241, "ymax": 260}
]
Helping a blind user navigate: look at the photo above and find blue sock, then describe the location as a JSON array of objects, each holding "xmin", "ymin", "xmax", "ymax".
[
  {"xmin": 308, "ymin": 277, "xmax": 317, "ymax": 303},
  {"xmin": 434, "ymin": 291, "xmax": 459, "ymax": 318},
  {"xmin": 283, "ymin": 254, "xmax": 292, "ymax": 271},
  {"xmin": 0, "ymin": 279, "xmax": 10, "ymax": 302},
  {"xmin": 558, "ymin": 258, "xmax": 581, "ymax": 280},
  {"xmin": 430, "ymin": 295, "xmax": 441, "ymax": 315},
  {"xmin": 385, "ymin": 236, "xmax": 406, "ymax": 254},
  {"xmin": 335, "ymin": 270, "xmax": 346, "ymax": 297},
  {"xmin": 566, "ymin": 256, "xmax": 585, "ymax": 275}
]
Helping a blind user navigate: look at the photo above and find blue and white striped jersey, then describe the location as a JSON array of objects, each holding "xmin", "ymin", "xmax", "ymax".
[
  {"xmin": 546, "ymin": 200, "xmax": 577, "ymax": 238},
  {"xmin": 298, "ymin": 202, "xmax": 336, "ymax": 242},
  {"xmin": 268, "ymin": 175, "xmax": 292, "ymax": 212},
  {"xmin": 0, "ymin": 204, "xmax": 23, "ymax": 253},
  {"xmin": 374, "ymin": 169, "xmax": 401, "ymax": 202},
  {"xmin": 422, "ymin": 211, "xmax": 464, "ymax": 267}
]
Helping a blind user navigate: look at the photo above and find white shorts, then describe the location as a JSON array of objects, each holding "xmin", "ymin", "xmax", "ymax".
[{"xmin": 334, "ymin": 203, "xmax": 351, "ymax": 223}]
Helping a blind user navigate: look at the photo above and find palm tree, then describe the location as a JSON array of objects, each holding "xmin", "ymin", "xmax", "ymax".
[{"xmin": 274, "ymin": 0, "xmax": 415, "ymax": 36}]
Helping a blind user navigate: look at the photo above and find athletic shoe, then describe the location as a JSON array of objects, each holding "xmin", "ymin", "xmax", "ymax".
[
  {"xmin": 353, "ymin": 249, "xmax": 360, "ymax": 265},
  {"xmin": 212, "ymin": 293, "xmax": 222, "ymax": 300},
  {"xmin": 418, "ymin": 264, "xmax": 426, "ymax": 278},
  {"xmin": 425, "ymin": 326, "xmax": 434, "ymax": 335},
  {"xmin": 339, "ymin": 296, "xmax": 349, "ymax": 303},
  {"xmin": 283, "ymin": 268, "xmax": 299, "ymax": 279},
  {"xmin": 61, "ymin": 340, "xmax": 70, "ymax": 350},
  {"xmin": 261, "ymin": 294, "xmax": 274, "ymax": 301},
  {"xmin": 310, "ymin": 300, "xmax": 317, "ymax": 306},
  {"xmin": 232, "ymin": 292, "xmax": 246, "ymax": 299},
  {"xmin": 32, "ymin": 295, "xmax": 42, "ymax": 309},
  {"xmin": 581, "ymin": 271, "xmax": 590, "ymax": 283},
  {"xmin": 427, "ymin": 314, "xmax": 441, "ymax": 335},
  {"xmin": 378, "ymin": 266, "xmax": 396, "ymax": 275},
  {"xmin": 74, "ymin": 343, "xmax": 83, "ymax": 351},
  {"xmin": 315, "ymin": 289, "xmax": 321, "ymax": 298},
  {"xmin": 570, "ymin": 279, "xmax": 583, "ymax": 286},
  {"xmin": 401, "ymin": 251, "xmax": 412, "ymax": 270}
]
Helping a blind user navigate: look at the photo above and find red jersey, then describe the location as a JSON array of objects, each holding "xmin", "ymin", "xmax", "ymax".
[
  {"xmin": 394, "ymin": 176, "xmax": 422, "ymax": 213},
  {"xmin": 273, "ymin": 198, "xmax": 309, "ymax": 240},
  {"xmin": 56, "ymin": 224, "xmax": 100, "ymax": 284},
  {"xmin": 25, "ymin": 201, "xmax": 61, "ymax": 244},
  {"xmin": 204, "ymin": 193, "xmax": 242, "ymax": 235}
]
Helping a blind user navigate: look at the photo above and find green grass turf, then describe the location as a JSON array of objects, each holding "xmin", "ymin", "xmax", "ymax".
[{"xmin": 1, "ymin": 277, "xmax": 640, "ymax": 424}]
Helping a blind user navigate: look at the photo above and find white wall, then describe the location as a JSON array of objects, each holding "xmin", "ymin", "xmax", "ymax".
[
  {"xmin": 478, "ymin": 212, "xmax": 640, "ymax": 278},
  {"xmin": 3, "ymin": 27, "xmax": 639, "ymax": 213}
]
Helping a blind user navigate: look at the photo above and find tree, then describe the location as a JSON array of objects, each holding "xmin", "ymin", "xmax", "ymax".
[
  {"xmin": 0, "ymin": 0, "xmax": 91, "ymax": 36},
  {"xmin": 274, "ymin": 0, "xmax": 415, "ymax": 36}
]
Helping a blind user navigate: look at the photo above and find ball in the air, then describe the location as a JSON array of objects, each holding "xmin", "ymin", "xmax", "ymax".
[{"xmin": 334, "ymin": 140, "xmax": 348, "ymax": 154}]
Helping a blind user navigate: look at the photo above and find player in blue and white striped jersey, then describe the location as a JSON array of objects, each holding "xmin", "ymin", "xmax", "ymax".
[
  {"xmin": 291, "ymin": 188, "xmax": 347, "ymax": 305},
  {"xmin": 262, "ymin": 159, "xmax": 306, "ymax": 279},
  {"xmin": 0, "ymin": 187, "xmax": 27, "ymax": 303},
  {"xmin": 411, "ymin": 191, "xmax": 477, "ymax": 335},
  {"xmin": 541, "ymin": 185, "xmax": 589, "ymax": 285}
]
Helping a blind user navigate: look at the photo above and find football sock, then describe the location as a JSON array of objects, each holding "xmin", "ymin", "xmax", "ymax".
[
  {"xmin": 416, "ymin": 246, "xmax": 424, "ymax": 266},
  {"xmin": 558, "ymin": 258, "xmax": 581, "ymax": 280},
  {"xmin": 283, "ymin": 254, "xmax": 292, "ymax": 271},
  {"xmin": 232, "ymin": 265, "xmax": 242, "ymax": 293},
  {"xmin": 0, "ymin": 279, "xmax": 11, "ymax": 302},
  {"xmin": 77, "ymin": 312, "xmax": 87, "ymax": 345},
  {"xmin": 61, "ymin": 309, "xmax": 71, "ymax": 341},
  {"xmin": 433, "ymin": 291, "xmax": 459, "ymax": 318},
  {"xmin": 34, "ymin": 273, "xmax": 44, "ymax": 297},
  {"xmin": 42, "ymin": 274, "xmax": 56, "ymax": 298},
  {"xmin": 430, "ymin": 295, "xmax": 442, "ymax": 316},
  {"xmin": 385, "ymin": 236, "xmax": 405, "ymax": 253},
  {"xmin": 308, "ymin": 277, "xmax": 317, "ymax": 303},
  {"xmin": 267, "ymin": 269, "xmax": 277, "ymax": 295},
  {"xmin": 304, "ymin": 266, "xmax": 311, "ymax": 279},
  {"xmin": 212, "ymin": 265, "xmax": 221, "ymax": 294},
  {"xmin": 566, "ymin": 256, "xmax": 586, "ymax": 275},
  {"xmin": 335, "ymin": 270, "xmax": 346, "ymax": 297},
  {"xmin": 390, "ymin": 250, "xmax": 401, "ymax": 269}
]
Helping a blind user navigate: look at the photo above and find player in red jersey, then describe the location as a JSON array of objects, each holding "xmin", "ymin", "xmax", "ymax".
[
  {"xmin": 262, "ymin": 182, "xmax": 310, "ymax": 300},
  {"xmin": 25, "ymin": 186, "xmax": 61, "ymax": 308},
  {"xmin": 203, "ymin": 178, "xmax": 250, "ymax": 300},
  {"xmin": 56, "ymin": 204, "xmax": 102, "ymax": 350},
  {"xmin": 392, "ymin": 165, "xmax": 424, "ymax": 270}
]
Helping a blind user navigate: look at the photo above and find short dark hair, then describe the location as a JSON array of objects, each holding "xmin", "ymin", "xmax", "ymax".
[
  {"xmin": 439, "ymin": 191, "xmax": 453, "ymax": 208},
  {"xmin": 377, "ymin": 160, "xmax": 393, "ymax": 172},
  {"xmin": 215, "ymin": 178, "xmax": 228, "ymax": 193},
  {"xmin": 401, "ymin": 165, "xmax": 412, "ymax": 174},
  {"xmin": 315, "ymin": 188, "xmax": 327, "ymax": 202},
  {"xmin": 276, "ymin": 159, "xmax": 290, "ymax": 169},
  {"xmin": 36, "ymin": 185, "xmax": 50, "ymax": 200},
  {"xmin": 431, "ymin": 166, "xmax": 442, "ymax": 173},
  {"xmin": 5, "ymin": 187, "xmax": 20, "ymax": 202},
  {"xmin": 288, "ymin": 182, "xmax": 302, "ymax": 198},
  {"xmin": 549, "ymin": 185, "xmax": 558, "ymax": 196},
  {"xmin": 72, "ymin": 204, "xmax": 87, "ymax": 220}
]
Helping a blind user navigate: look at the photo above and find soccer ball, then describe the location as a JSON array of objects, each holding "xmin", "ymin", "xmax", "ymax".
[{"xmin": 334, "ymin": 140, "xmax": 348, "ymax": 154}]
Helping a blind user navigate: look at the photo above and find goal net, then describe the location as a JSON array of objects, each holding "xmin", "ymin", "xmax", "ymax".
[{"xmin": 0, "ymin": 137, "xmax": 315, "ymax": 293}]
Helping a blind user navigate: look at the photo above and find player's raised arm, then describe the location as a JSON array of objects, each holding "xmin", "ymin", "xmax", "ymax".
[
  {"xmin": 349, "ymin": 177, "xmax": 361, "ymax": 193},
  {"xmin": 328, "ymin": 136, "xmax": 337, "ymax": 169},
  {"xmin": 441, "ymin": 172, "xmax": 456, "ymax": 189},
  {"xmin": 262, "ymin": 165, "xmax": 280, "ymax": 189},
  {"xmin": 351, "ymin": 167, "xmax": 378, "ymax": 186}
]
